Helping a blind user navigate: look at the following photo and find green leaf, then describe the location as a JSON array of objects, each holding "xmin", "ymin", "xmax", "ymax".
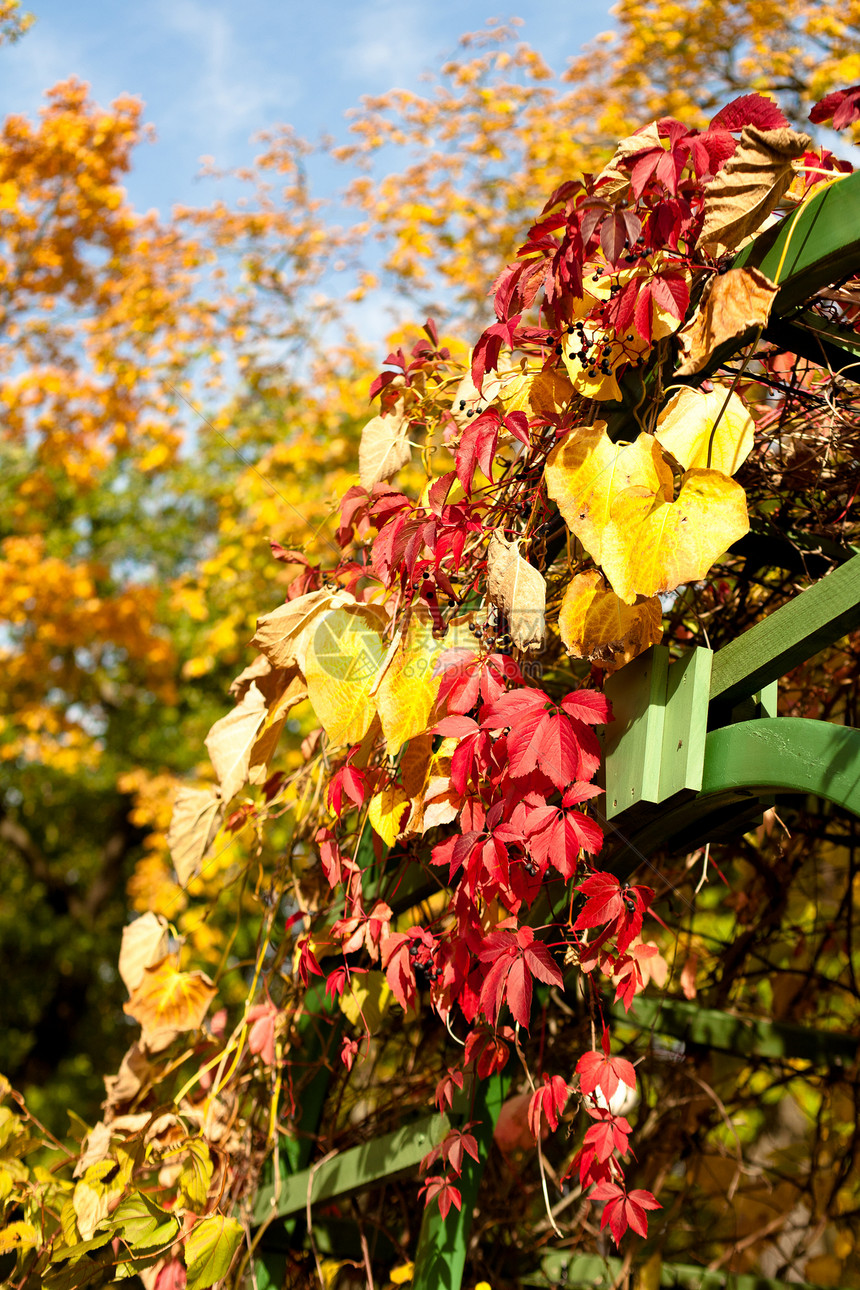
[
  {"xmin": 185, "ymin": 1213, "xmax": 244, "ymax": 1289},
  {"xmin": 175, "ymin": 1137, "xmax": 213, "ymax": 1211},
  {"xmin": 112, "ymin": 1190, "xmax": 180, "ymax": 1254}
]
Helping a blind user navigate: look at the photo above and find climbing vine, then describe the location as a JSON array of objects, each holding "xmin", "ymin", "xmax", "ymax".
[{"xmin": 4, "ymin": 82, "xmax": 860, "ymax": 1289}]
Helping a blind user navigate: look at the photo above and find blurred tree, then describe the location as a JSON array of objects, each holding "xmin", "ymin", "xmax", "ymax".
[{"xmin": 2, "ymin": 0, "xmax": 859, "ymax": 1136}]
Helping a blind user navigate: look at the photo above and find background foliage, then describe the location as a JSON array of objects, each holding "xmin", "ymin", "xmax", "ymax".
[{"xmin": 2, "ymin": 0, "xmax": 860, "ymax": 1285}]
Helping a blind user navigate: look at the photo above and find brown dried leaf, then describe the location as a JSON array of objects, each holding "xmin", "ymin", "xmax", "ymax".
[
  {"xmin": 251, "ymin": 588, "xmax": 352, "ymax": 671},
  {"xmin": 204, "ymin": 680, "xmax": 267, "ymax": 803},
  {"xmin": 676, "ymin": 267, "xmax": 779, "ymax": 374},
  {"xmin": 167, "ymin": 786, "xmax": 224, "ymax": 887},
  {"xmin": 558, "ymin": 571, "xmax": 662, "ymax": 670},
  {"xmin": 123, "ymin": 957, "xmax": 216, "ymax": 1050},
  {"xmin": 544, "ymin": 423, "xmax": 673, "ymax": 565},
  {"xmin": 119, "ymin": 912, "xmax": 170, "ymax": 995},
  {"xmin": 698, "ymin": 126, "xmax": 811, "ymax": 253},
  {"xmin": 73, "ymin": 1121, "xmax": 113, "ymax": 1178},
  {"xmin": 654, "ymin": 385, "xmax": 754, "ymax": 475},
  {"xmin": 359, "ymin": 409, "xmax": 411, "ymax": 489},
  {"xmin": 247, "ymin": 673, "xmax": 308, "ymax": 786},
  {"xmin": 104, "ymin": 1043, "xmax": 156, "ymax": 1111},
  {"xmin": 600, "ymin": 468, "xmax": 749, "ymax": 602},
  {"xmin": 486, "ymin": 530, "xmax": 546, "ymax": 653}
]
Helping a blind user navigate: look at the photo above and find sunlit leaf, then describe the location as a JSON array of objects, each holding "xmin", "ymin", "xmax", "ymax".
[
  {"xmin": 359, "ymin": 409, "xmax": 411, "ymax": 488},
  {"xmin": 118, "ymin": 913, "xmax": 169, "ymax": 995},
  {"xmin": 123, "ymin": 958, "xmax": 216, "ymax": 1049},
  {"xmin": 166, "ymin": 786, "xmax": 224, "ymax": 887},
  {"xmin": 600, "ymin": 469, "xmax": 749, "ymax": 602},
  {"xmin": 184, "ymin": 1212, "xmax": 243, "ymax": 1290},
  {"xmin": 367, "ymin": 785, "xmax": 410, "ymax": 846},
  {"xmin": 304, "ymin": 604, "xmax": 388, "ymax": 747},
  {"xmin": 376, "ymin": 608, "xmax": 447, "ymax": 755},
  {"xmin": 544, "ymin": 424, "xmax": 673, "ymax": 566},
  {"xmin": 558, "ymin": 570, "xmax": 662, "ymax": 669},
  {"xmin": 111, "ymin": 1191, "xmax": 180, "ymax": 1253},
  {"xmin": 485, "ymin": 530, "xmax": 546, "ymax": 653},
  {"xmin": 676, "ymin": 267, "xmax": 779, "ymax": 375},
  {"xmin": 338, "ymin": 970, "xmax": 391, "ymax": 1035},
  {"xmin": 698, "ymin": 125, "xmax": 811, "ymax": 252},
  {"xmin": 654, "ymin": 385, "xmax": 754, "ymax": 475}
]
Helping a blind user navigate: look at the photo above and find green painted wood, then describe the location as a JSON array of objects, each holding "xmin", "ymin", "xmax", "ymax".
[
  {"xmin": 604, "ymin": 717, "xmax": 860, "ymax": 881},
  {"xmin": 252, "ymin": 1112, "xmax": 451, "ymax": 1224},
  {"xmin": 703, "ymin": 717, "xmax": 860, "ymax": 813},
  {"xmin": 412, "ymin": 1074, "xmax": 507, "ymax": 1290},
  {"xmin": 690, "ymin": 170, "xmax": 860, "ymax": 378},
  {"xmin": 734, "ymin": 170, "xmax": 860, "ymax": 312},
  {"xmin": 604, "ymin": 646, "xmax": 669, "ymax": 817},
  {"xmin": 530, "ymin": 1252, "xmax": 827, "ymax": 1290},
  {"xmin": 610, "ymin": 995, "xmax": 857, "ymax": 1067},
  {"xmin": 709, "ymin": 553, "xmax": 860, "ymax": 710},
  {"xmin": 658, "ymin": 647, "xmax": 712, "ymax": 801}
]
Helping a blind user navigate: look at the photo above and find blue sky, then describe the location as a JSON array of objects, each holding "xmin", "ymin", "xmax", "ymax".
[{"xmin": 0, "ymin": 1, "xmax": 613, "ymax": 216}]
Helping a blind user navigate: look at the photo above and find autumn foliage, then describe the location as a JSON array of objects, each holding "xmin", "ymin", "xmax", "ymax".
[{"xmin": 4, "ymin": 5, "xmax": 860, "ymax": 1288}]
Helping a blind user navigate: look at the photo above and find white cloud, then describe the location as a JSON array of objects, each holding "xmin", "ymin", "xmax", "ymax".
[{"xmin": 334, "ymin": 0, "xmax": 433, "ymax": 90}]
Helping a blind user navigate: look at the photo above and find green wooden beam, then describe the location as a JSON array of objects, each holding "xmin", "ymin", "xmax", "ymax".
[
  {"xmin": 689, "ymin": 170, "xmax": 860, "ymax": 379},
  {"xmin": 610, "ymin": 994, "xmax": 857, "ymax": 1067},
  {"xmin": 252, "ymin": 1112, "xmax": 451, "ymax": 1224},
  {"xmin": 709, "ymin": 554, "xmax": 860, "ymax": 710},
  {"xmin": 412, "ymin": 1073, "xmax": 507, "ymax": 1290},
  {"xmin": 603, "ymin": 647, "xmax": 712, "ymax": 818},
  {"xmin": 735, "ymin": 170, "xmax": 860, "ymax": 315},
  {"xmin": 529, "ymin": 1252, "xmax": 828, "ymax": 1290},
  {"xmin": 603, "ymin": 717, "xmax": 860, "ymax": 880}
]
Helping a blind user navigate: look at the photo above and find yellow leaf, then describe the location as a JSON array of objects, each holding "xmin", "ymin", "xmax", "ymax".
[
  {"xmin": 305, "ymin": 604, "xmax": 388, "ymax": 747},
  {"xmin": 368, "ymin": 785, "xmax": 410, "ymax": 846},
  {"xmin": 175, "ymin": 1137, "xmax": 213, "ymax": 1212},
  {"xmin": 338, "ymin": 970, "xmax": 390, "ymax": 1034},
  {"xmin": 0, "ymin": 1220, "xmax": 37, "ymax": 1254},
  {"xmin": 600, "ymin": 469, "xmax": 749, "ymax": 603},
  {"xmin": 494, "ymin": 364, "xmax": 573, "ymax": 419},
  {"xmin": 72, "ymin": 1151, "xmax": 134, "ymax": 1240},
  {"xmin": 400, "ymin": 732, "xmax": 433, "ymax": 798},
  {"xmin": 558, "ymin": 570, "xmax": 662, "ymax": 669},
  {"xmin": 167, "ymin": 786, "xmax": 224, "ymax": 887},
  {"xmin": 376, "ymin": 608, "xmax": 446, "ymax": 756},
  {"xmin": 676, "ymin": 267, "xmax": 779, "ymax": 375},
  {"xmin": 123, "ymin": 957, "xmax": 216, "ymax": 1049},
  {"xmin": 654, "ymin": 385, "xmax": 754, "ymax": 475},
  {"xmin": 698, "ymin": 125, "xmax": 811, "ymax": 253},
  {"xmin": 485, "ymin": 530, "xmax": 546, "ymax": 653},
  {"xmin": 389, "ymin": 1262, "xmax": 415, "ymax": 1285},
  {"xmin": 544, "ymin": 424, "xmax": 672, "ymax": 565},
  {"xmin": 359, "ymin": 409, "xmax": 411, "ymax": 488},
  {"xmin": 118, "ymin": 912, "xmax": 169, "ymax": 995}
]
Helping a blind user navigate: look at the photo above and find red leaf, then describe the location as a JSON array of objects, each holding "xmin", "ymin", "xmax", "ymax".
[
  {"xmin": 809, "ymin": 85, "xmax": 860, "ymax": 130},
  {"xmin": 711, "ymin": 93, "xmax": 789, "ymax": 131},
  {"xmin": 527, "ymin": 1074, "xmax": 571, "ymax": 1137},
  {"xmin": 592, "ymin": 1181, "xmax": 661, "ymax": 1243},
  {"xmin": 420, "ymin": 1175, "xmax": 462, "ymax": 1220},
  {"xmin": 560, "ymin": 690, "xmax": 612, "ymax": 725},
  {"xmin": 576, "ymin": 1033, "xmax": 637, "ymax": 1103},
  {"xmin": 456, "ymin": 410, "xmax": 501, "ymax": 493}
]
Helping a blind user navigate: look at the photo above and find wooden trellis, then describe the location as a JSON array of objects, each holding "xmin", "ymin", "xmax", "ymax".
[{"xmin": 250, "ymin": 171, "xmax": 860, "ymax": 1290}]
